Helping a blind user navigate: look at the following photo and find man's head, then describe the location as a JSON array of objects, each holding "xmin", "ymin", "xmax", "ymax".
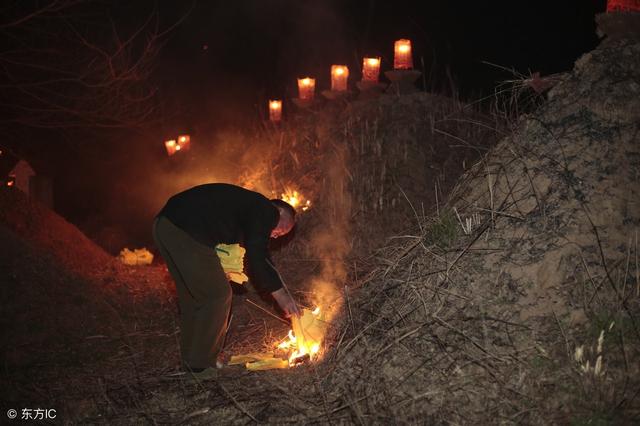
[{"xmin": 270, "ymin": 199, "xmax": 296, "ymax": 238}]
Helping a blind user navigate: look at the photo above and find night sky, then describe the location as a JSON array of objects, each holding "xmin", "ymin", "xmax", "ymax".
[
  {"xmin": 1, "ymin": 0, "xmax": 609, "ymax": 245},
  {"xmin": 155, "ymin": 0, "xmax": 605, "ymax": 130}
]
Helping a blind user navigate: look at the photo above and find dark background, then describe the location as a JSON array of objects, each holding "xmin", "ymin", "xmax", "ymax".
[
  {"xmin": 157, "ymin": 0, "xmax": 605, "ymax": 129},
  {"xmin": 1, "ymin": 0, "xmax": 607, "ymax": 249}
]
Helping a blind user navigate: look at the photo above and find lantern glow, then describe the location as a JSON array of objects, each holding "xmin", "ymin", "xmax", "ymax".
[
  {"xmin": 607, "ymin": 0, "xmax": 640, "ymax": 11},
  {"xmin": 297, "ymin": 77, "xmax": 316, "ymax": 100},
  {"xmin": 177, "ymin": 135, "xmax": 191, "ymax": 151},
  {"xmin": 394, "ymin": 39, "xmax": 413, "ymax": 70},
  {"xmin": 362, "ymin": 57, "xmax": 381, "ymax": 82},
  {"xmin": 269, "ymin": 100, "xmax": 282, "ymax": 122},
  {"xmin": 164, "ymin": 139, "xmax": 178, "ymax": 156},
  {"xmin": 331, "ymin": 65, "xmax": 349, "ymax": 92}
]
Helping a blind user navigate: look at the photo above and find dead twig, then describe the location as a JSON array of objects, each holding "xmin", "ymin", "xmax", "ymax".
[
  {"xmin": 244, "ymin": 299, "xmax": 289, "ymax": 325},
  {"xmin": 217, "ymin": 381, "xmax": 258, "ymax": 423}
]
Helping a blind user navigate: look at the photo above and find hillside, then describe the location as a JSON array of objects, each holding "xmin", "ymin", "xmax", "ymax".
[{"xmin": 1, "ymin": 17, "xmax": 638, "ymax": 425}]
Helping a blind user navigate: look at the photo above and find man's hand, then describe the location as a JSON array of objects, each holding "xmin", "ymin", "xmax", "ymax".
[{"xmin": 271, "ymin": 288, "xmax": 300, "ymax": 318}]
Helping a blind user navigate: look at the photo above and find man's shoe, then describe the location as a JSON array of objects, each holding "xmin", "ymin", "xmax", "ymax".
[{"xmin": 188, "ymin": 367, "xmax": 218, "ymax": 381}]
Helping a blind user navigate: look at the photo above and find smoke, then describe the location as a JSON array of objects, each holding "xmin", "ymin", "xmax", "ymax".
[
  {"xmin": 305, "ymin": 130, "xmax": 351, "ymax": 323},
  {"xmin": 95, "ymin": 126, "xmax": 279, "ymax": 250}
]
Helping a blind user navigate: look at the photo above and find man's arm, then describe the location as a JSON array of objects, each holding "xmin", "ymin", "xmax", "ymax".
[{"xmin": 244, "ymin": 236, "xmax": 282, "ymax": 292}]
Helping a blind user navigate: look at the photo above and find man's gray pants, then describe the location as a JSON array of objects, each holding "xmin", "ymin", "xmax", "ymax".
[{"xmin": 152, "ymin": 216, "xmax": 231, "ymax": 369}]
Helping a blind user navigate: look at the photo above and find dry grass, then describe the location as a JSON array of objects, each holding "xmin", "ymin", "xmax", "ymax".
[{"xmin": 2, "ymin": 36, "xmax": 639, "ymax": 425}]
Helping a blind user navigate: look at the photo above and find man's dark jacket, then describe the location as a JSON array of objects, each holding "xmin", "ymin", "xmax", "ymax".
[{"xmin": 157, "ymin": 183, "xmax": 282, "ymax": 292}]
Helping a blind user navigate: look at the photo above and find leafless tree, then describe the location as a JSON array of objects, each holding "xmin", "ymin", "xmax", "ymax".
[{"xmin": 0, "ymin": 0, "xmax": 184, "ymax": 131}]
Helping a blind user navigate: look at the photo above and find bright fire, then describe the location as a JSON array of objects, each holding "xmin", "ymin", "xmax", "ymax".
[
  {"xmin": 281, "ymin": 189, "xmax": 312, "ymax": 211},
  {"xmin": 277, "ymin": 307, "xmax": 324, "ymax": 366},
  {"xmin": 367, "ymin": 57, "xmax": 380, "ymax": 66}
]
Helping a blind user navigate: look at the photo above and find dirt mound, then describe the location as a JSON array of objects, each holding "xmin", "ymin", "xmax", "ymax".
[
  {"xmin": 5, "ymin": 24, "xmax": 638, "ymax": 425},
  {"xmin": 317, "ymin": 33, "xmax": 640, "ymax": 423},
  {"xmin": 0, "ymin": 223, "xmax": 176, "ymax": 419},
  {"xmin": 251, "ymin": 92, "xmax": 498, "ymax": 259},
  {"xmin": 0, "ymin": 187, "xmax": 115, "ymax": 279}
]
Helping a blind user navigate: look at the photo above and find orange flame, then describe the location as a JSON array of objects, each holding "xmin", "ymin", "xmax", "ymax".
[
  {"xmin": 276, "ymin": 307, "xmax": 324, "ymax": 366},
  {"xmin": 280, "ymin": 189, "xmax": 312, "ymax": 212}
]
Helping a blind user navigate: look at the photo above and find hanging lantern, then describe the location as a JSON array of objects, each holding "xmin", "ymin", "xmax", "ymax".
[
  {"xmin": 297, "ymin": 77, "xmax": 316, "ymax": 100},
  {"xmin": 330, "ymin": 65, "xmax": 349, "ymax": 92},
  {"xmin": 393, "ymin": 39, "xmax": 413, "ymax": 70},
  {"xmin": 362, "ymin": 57, "xmax": 381, "ymax": 82},
  {"xmin": 607, "ymin": 0, "xmax": 640, "ymax": 11},
  {"xmin": 269, "ymin": 100, "xmax": 282, "ymax": 122},
  {"xmin": 177, "ymin": 134, "xmax": 191, "ymax": 151}
]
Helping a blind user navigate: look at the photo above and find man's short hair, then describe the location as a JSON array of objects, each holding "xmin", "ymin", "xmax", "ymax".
[{"xmin": 270, "ymin": 199, "xmax": 296, "ymax": 221}]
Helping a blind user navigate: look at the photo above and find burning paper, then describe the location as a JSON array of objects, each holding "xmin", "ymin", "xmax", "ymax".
[
  {"xmin": 229, "ymin": 307, "xmax": 328, "ymax": 371},
  {"xmin": 277, "ymin": 307, "xmax": 327, "ymax": 366}
]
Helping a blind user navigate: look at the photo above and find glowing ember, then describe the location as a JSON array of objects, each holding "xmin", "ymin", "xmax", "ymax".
[
  {"xmin": 276, "ymin": 307, "xmax": 326, "ymax": 366},
  {"xmin": 280, "ymin": 190, "xmax": 312, "ymax": 212}
]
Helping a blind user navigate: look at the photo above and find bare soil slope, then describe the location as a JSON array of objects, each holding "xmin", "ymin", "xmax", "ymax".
[
  {"xmin": 2, "ymin": 24, "xmax": 638, "ymax": 425},
  {"xmin": 318, "ymin": 33, "xmax": 640, "ymax": 424}
]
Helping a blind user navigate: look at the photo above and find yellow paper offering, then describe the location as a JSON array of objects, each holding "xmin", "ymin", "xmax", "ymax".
[
  {"xmin": 119, "ymin": 248, "xmax": 154, "ymax": 266},
  {"xmin": 215, "ymin": 243, "xmax": 248, "ymax": 284},
  {"xmin": 228, "ymin": 353, "xmax": 275, "ymax": 365},
  {"xmin": 245, "ymin": 358, "xmax": 289, "ymax": 371}
]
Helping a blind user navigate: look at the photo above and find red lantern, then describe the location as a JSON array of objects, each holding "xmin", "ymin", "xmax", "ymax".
[
  {"xmin": 177, "ymin": 134, "xmax": 191, "ymax": 151},
  {"xmin": 607, "ymin": 0, "xmax": 640, "ymax": 12},
  {"xmin": 164, "ymin": 139, "xmax": 178, "ymax": 156},
  {"xmin": 330, "ymin": 65, "xmax": 349, "ymax": 91},
  {"xmin": 362, "ymin": 57, "xmax": 381, "ymax": 82},
  {"xmin": 393, "ymin": 39, "xmax": 413, "ymax": 70},
  {"xmin": 269, "ymin": 100, "xmax": 282, "ymax": 122},
  {"xmin": 297, "ymin": 77, "xmax": 316, "ymax": 100}
]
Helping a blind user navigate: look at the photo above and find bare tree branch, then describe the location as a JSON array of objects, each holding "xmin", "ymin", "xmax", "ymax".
[{"xmin": 0, "ymin": 0, "xmax": 190, "ymax": 132}]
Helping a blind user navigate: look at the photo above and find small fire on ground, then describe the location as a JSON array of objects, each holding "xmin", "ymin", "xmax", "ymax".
[
  {"xmin": 229, "ymin": 306, "xmax": 328, "ymax": 371},
  {"xmin": 280, "ymin": 189, "xmax": 311, "ymax": 212},
  {"xmin": 277, "ymin": 307, "xmax": 325, "ymax": 366}
]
